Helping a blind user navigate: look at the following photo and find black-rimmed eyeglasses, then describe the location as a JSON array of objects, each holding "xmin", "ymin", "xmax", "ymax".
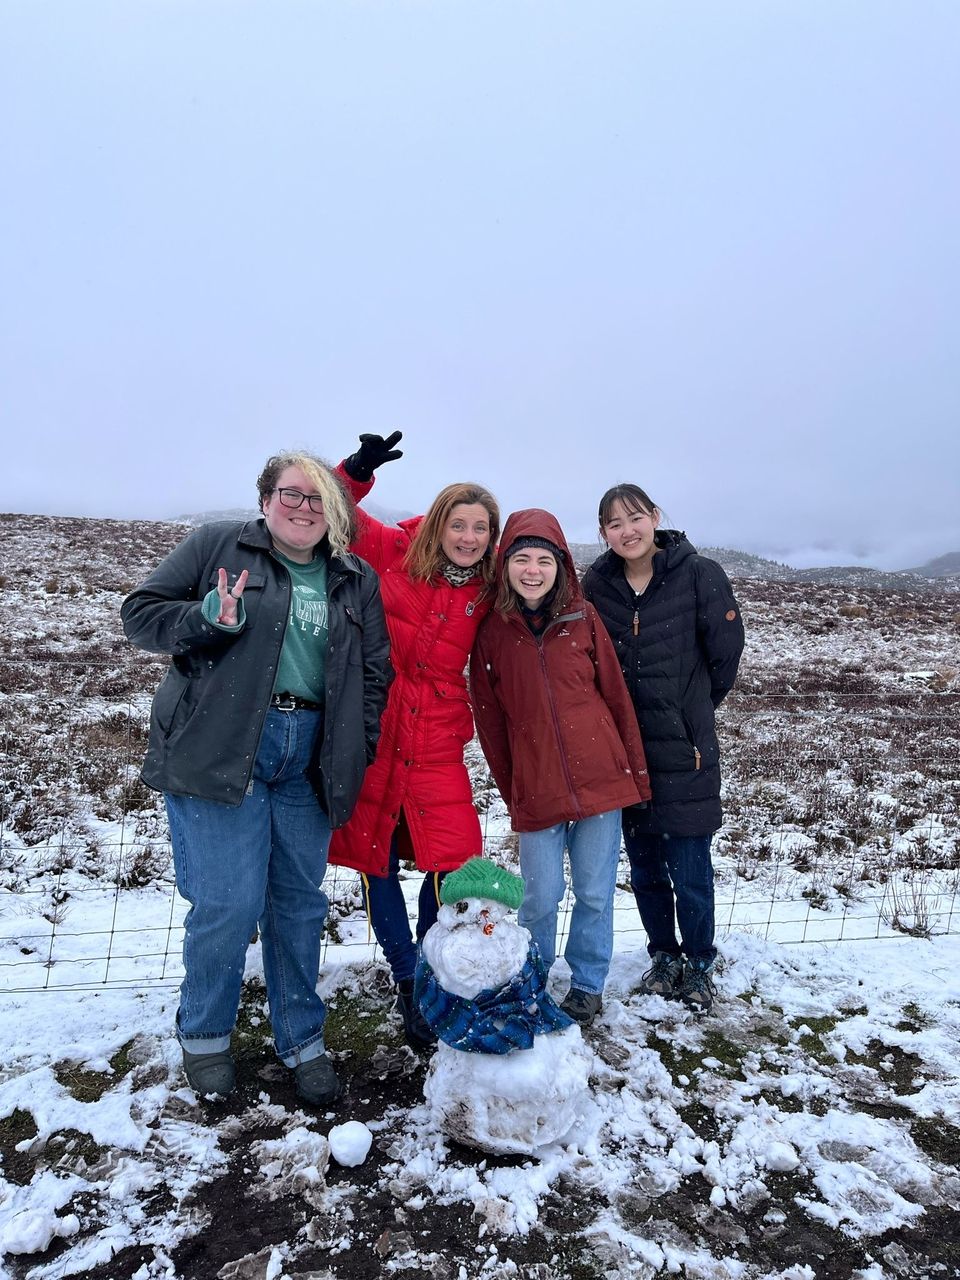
[{"xmin": 273, "ymin": 488, "xmax": 325, "ymax": 513}]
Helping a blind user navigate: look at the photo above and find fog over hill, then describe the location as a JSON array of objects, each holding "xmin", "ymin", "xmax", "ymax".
[
  {"xmin": 567, "ymin": 542, "xmax": 960, "ymax": 593},
  {"xmin": 907, "ymin": 551, "xmax": 960, "ymax": 578}
]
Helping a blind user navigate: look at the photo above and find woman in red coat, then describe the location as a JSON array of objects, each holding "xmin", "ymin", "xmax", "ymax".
[
  {"xmin": 470, "ymin": 509, "xmax": 651, "ymax": 1027},
  {"xmin": 328, "ymin": 432, "xmax": 501, "ymax": 1046}
]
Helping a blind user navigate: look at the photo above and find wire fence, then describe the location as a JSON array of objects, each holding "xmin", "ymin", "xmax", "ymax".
[{"xmin": 1, "ymin": 659, "xmax": 958, "ymax": 993}]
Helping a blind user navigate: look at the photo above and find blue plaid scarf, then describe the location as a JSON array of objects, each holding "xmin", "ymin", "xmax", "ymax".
[{"xmin": 414, "ymin": 944, "xmax": 573, "ymax": 1055}]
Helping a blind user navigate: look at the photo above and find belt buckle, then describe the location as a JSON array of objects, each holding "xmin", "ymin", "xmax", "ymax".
[{"xmin": 273, "ymin": 693, "xmax": 297, "ymax": 711}]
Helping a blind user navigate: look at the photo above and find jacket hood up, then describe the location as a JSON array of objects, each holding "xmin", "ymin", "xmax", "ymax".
[{"xmin": 496, "ymin": 508, "xmax": 583, "ymax": 607}]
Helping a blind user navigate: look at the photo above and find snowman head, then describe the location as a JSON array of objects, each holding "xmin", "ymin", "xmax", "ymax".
[
  {"xmin": 437, "ymin": 896, "xmax": 511, "ymax": 934},
  {"xmin": 439, "ymin": 857, "xmax": 525, "ymax": 927}
]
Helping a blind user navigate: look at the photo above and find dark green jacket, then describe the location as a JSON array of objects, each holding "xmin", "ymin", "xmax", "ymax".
[{"xmin": 121, "ymin": 519, "xmax": 392, "ymax": 823}]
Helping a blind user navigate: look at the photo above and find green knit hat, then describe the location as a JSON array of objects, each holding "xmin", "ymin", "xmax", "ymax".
[{"xmin": 440, "ymin": 857, "xmax": 525, "ymax": 910}]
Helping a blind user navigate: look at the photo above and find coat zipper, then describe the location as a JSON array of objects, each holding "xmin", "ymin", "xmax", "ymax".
[
  {"xmin": 535, "ymin": 623, "xmax": 584, "ymax": 819},
  {"xmin": 680, "ymin": 710, "xmax": 702, "ymax": 771}
]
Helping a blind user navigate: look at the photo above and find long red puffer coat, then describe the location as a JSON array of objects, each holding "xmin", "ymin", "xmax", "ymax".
[{"xmin": 328, "ymin": 471, "xmax": 493, "ymax": 876}]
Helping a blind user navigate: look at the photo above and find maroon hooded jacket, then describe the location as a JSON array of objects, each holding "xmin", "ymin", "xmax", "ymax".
[{"xmin": 470, "ymin": 509, "xmax": 651, "ymax": 833}]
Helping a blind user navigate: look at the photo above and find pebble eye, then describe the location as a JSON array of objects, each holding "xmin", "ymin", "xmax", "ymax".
[{"xmin": 455, "ymin": 900, "xmax": 469, "ymax": 914}]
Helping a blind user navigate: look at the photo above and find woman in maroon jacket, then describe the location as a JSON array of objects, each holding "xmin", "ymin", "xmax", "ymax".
[{"xmin": 470, "ymin": 509, "xmax": 651, "ymax": 1027}]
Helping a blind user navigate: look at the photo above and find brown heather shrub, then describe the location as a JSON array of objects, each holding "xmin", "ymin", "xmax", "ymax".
[{"xmin": 113, "ymin": 843, "xmax": 170, "ymax": 888}]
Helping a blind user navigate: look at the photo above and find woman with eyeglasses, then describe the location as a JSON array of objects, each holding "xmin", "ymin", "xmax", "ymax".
[
  {"xmin": 327, "ymin": 432, "xmax": 501, "ymax": 1049},
  {"xmin": 122, "ymin": 451, "xmax": 392, "ymax": 1104},
  {"xmin": 581, "ymin": 484, "xmax": 744, "ymax": 1014}
]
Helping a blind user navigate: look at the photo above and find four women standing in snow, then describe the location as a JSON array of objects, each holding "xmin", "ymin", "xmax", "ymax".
[
  {"xmin": 129, "ymin": 438, "xmax": 744, "ymax": 1095},
  {"xmin": 470, "ymin": 509, "xmax": 651, "ymax": 1026},
  {"xmin": 582, "ymin": 484, "xmax": 744, "ymax": 1012}
]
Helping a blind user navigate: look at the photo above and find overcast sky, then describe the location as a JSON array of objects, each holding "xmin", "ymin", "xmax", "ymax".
[{"xmin": 1, "ymin": 2, "xmax": 957, "ymax": 569}]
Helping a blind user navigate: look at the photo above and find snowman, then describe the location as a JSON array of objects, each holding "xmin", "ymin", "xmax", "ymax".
[{"xmin": 414, "ymin": 857, "xmax": 593, "ymax": 1156}]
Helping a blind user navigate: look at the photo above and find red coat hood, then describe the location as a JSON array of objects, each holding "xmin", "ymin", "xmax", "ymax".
[{"xmin": 496, "ymin": 509, "xmax": 583, "ymax": 607}]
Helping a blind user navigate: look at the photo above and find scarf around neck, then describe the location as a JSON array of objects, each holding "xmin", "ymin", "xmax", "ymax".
[
  {"xmin": 414, "ymin": 945, "xmax": 573, "ymax": 1054},
  {"xmin": 441, "ymin": 560, "xmax": 481, "ymax": 587}
]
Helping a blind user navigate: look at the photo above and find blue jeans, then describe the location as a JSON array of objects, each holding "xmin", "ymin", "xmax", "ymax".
[
  {"xmin": 623, "ymin": 828, "xmax": 716, "ymax": 966},
  {"xmin": 165, "ymin": 708, "xmax": 331, "ymax": 1066},
  {"xmin": 518, "ymin": 810, "xmax": 622, "ymax": 996},
  {"xmin": 362, "ymin": 829, "xmax": 444, "ymax": 983}
]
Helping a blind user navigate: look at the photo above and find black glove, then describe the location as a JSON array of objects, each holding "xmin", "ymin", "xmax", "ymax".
[{"xmin": 342, "ymin": 431, "xmax": 404, "ymax": 482}]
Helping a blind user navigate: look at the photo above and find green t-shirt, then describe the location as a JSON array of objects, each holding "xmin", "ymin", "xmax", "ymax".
[
  {"xmin": 273, "ymin": 552, "xmax": 328, "ymax": 704},
  {"xmin": 202, "ymin": 551, "xmax": 328, "ymax": 704}
]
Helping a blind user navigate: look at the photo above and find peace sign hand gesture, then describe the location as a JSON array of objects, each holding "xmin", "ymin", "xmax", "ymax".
[{"xmin": 216, "ymin": 568, "xmax": 249, "ymax": 626}]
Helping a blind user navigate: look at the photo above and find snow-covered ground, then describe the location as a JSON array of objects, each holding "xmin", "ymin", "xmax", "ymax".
[
  {"xmin": 1, "ymin": 514, "xmax": 959, "ymax": 1278},
  {"xmin": 1, "ymin": 930, "xmax": 958, "ymax": 1278}
]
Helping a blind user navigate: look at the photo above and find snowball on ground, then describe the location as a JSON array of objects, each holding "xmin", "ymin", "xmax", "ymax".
[
  {"xmin": 0, "ymin": 1208, "xmax": 80, "ymax": 1256},
  {"xmin": 328, "ymin": 1120, "xmax": 373, "ymax": 1167},
  {"xmin": 765, "ymin": 1140, "xmax": 800, "ymax": 1172}
]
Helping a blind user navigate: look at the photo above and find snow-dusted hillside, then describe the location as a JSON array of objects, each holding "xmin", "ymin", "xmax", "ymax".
[{"xmin": 1, "ymin": 512, "xmax": 959, "ymax": 1280}]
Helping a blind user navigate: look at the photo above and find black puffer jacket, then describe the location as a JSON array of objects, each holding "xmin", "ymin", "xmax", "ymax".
[
  {"xmin": 121, "ymin": 519, "xmax": 392, "ymax": 824},
  {"xmin": 582, "ymin": 532, "xmax": 743, "ymax": 836}
]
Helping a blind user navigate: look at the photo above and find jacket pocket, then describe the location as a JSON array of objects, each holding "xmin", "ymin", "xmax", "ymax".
[
  {"xmin": 680, "ymin": 706, "xmax": 719, "ymax": 771},
  {"xmin": 343, "ymin": 605, "xmax": 365, "ymax": 665},
  {"xmin": 153, "ymin": 671, "xmax": 192, "ymax": 737},
  {"xmin": 679, "ymin": 712, "xmax": 701, "ymax": 769},
  {"xmin": 433, "ymin": 679, "xmax": 475, "ymax": 745}
]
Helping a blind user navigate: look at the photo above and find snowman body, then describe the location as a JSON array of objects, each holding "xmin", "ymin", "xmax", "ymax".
[{"xmin": 419, "ymin": 895, "xmax": 593, "ymax": 1155}]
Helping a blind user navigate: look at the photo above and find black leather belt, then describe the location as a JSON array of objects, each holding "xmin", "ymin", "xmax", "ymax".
[{"xmin": 271, "ymin": 692, "xmax": 323, "ymax": 712}]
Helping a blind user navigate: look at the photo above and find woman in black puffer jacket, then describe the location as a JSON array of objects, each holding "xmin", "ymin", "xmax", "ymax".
[{"xmin": 582, "ymin": 483, "xmax": 744, "ymax": 1013}]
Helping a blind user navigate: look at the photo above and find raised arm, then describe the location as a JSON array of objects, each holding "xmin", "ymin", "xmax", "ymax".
[{"xmin": 336, "ymin": 431, "xmax": 414, "ymax": 571}]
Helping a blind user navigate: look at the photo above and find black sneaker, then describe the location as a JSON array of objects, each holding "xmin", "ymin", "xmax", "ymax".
[
  {"xmin": 396, "ymin": 979, "xmax": 437, "ymax": 1050},
  {"xmin": 679, "ymin": 962, "xmax": 715, "ymax": 1014},
  {"xmin": 640, "ymin": 951, "xmax": 684, "ymax": 998},
  {"xmin": 182, "ymin": 1048, "xmax": 236, "ymax": 1097},
  {"xmin": 560, "ymin": 988, "xmax": 603, "ymax": 1027},
  {"xmin": 294, "ymin": 1053, "xmax": 342, "ymax": 1106}
]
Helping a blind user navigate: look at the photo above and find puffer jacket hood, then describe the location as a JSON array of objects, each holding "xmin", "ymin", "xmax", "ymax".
[{"xmin": 496, "ymin": 508, "xmax": 583, "ymax": 607}]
